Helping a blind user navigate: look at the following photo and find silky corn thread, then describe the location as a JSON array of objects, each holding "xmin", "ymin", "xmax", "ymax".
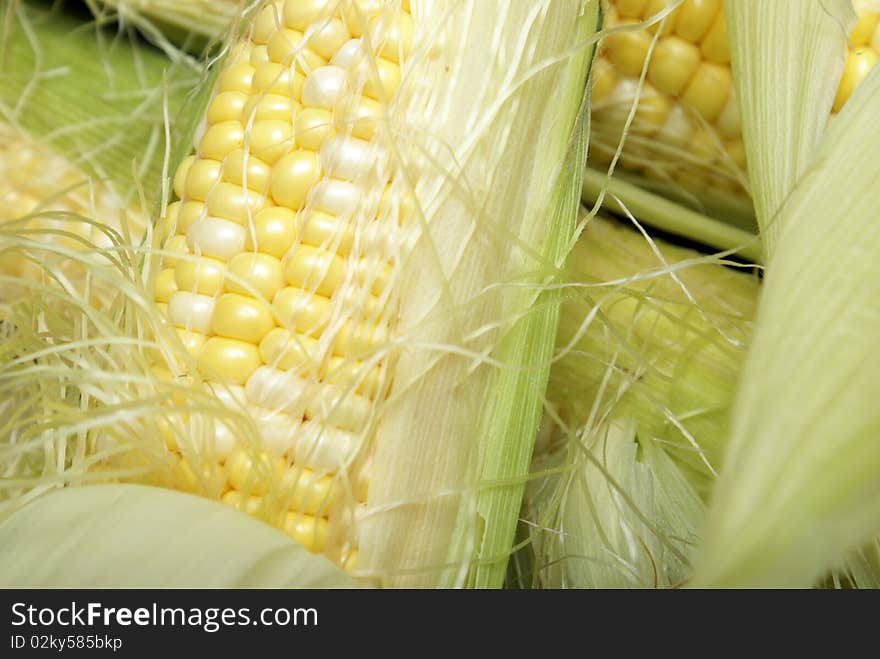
[
  {"xmin": 154, "ymin": 0, "xmax": 414, "ymax": 568},
  {"xmin": 592, "ymin": 0, "xmax": 880, "ymax": 195}
]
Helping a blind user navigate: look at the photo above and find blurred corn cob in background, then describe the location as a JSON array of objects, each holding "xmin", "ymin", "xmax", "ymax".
[
  {"xmin": 589, "ymin": 0, "xmax": 879, "ymax": 230},
  {"xmin": 0, "ymin": 123, "xmax": 144, "ymax": 300}
]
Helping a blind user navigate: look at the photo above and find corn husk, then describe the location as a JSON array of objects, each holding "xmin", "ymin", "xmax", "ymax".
[
  {"xmin": 724, "ymin": 0, "xmax": 855, "ymax": 256},
  {"xmin": 520, "ymin": 214, "xmax": 756, "ymax": 587},
  {"xmin": 693, "ymin": 8, "xmax": 880, "ymax": 585},
  {"xmin": 0, "ymin": 484, "xmax": 354, "ymax": 586}
]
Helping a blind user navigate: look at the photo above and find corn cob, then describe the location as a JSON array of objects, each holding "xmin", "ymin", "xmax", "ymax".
[
  {"xmin": 150, "ymin": 0, "xmax": 419, "ymax": 570},
  {"xmin": 591, "ymin": 0, "xmax": 879, "ymax": 198},
  {"xmin": 127, "ymin": 0, "xmax": 598, "ymax": 585},
  {"xmin": 0, "ymin": 123, "xmax": 143, "ymax": 299}
]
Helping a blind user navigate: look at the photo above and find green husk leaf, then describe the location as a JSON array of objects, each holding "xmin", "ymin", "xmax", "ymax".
[
  {"xmin": 0, "ymin": 484, "xmax": 355, "ymax": 587},
  {"xmin": 693, "ymin": 64, "xmax": 880, "ymax": 588},
  {"xmin": 468, "ymin": 3, "xmax": 600, "ymax": 588},
  {"xmin": 582, "ymin": 167, "xmax": 762, "ymax": 263},
  {"xmin": 724, "ymin": 0, "xmax": 855, "ymax": 256},
  {"xmin": 529, "ymin": 419, "xmax": 704, "ymax": 589}
]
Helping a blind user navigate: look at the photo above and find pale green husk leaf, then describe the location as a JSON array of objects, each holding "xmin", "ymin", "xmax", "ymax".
[
  {"xmin": 0, "ymin": 484, "xmax": 355, "ymax": 587},
  {"xmin": 530, "ymin": 420, "xmax": 704, "ymax": 589},
  {"xmin": 693, "ymin": 65, "xmax": 880, "ymax": 587},
  {"xmin": 724, "ymin": 0, "xmax": 855, "ymax": 256}
]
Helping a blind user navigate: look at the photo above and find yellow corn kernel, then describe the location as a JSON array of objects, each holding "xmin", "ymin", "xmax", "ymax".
[
  {"xmin": 168, "ymin": 291, "xmax": 215, "ymax": 334},
  {"xmin": 305, "ymin": 384, "xmax": 372, "ymax": 432},
  {"xmin": 302, "ymin": 66, "xmax": 350, "ymax": 109},
  {"xmin": 270, "ymin": 150, "xmax": 323, "ymax": 209},
  {"xmin": 200, "ymin": 337, "xmax": 262, "ymax": 385},
  {"xmin": 208, "ymin": 91, "xmax": 248, "ymax": 124},
  {"xmin": 700, "ymin": 10, "xmax": 729, "ymax": 63},
  {"xmin": 175, "ymin": 256, "xmax": 227, "ymax": 296},
  {"xmin": 162, "ymin": 234, "xmax": 189, "ymax": 269},
  {"xmin": 604, "ymin": 22, "xmax": 652, "ymax": 78},
  {"xmin": 155, "ymin": 269, "xmax": 178, "ymax": 303},
  {"xmin": 225, "ymin": 252, "xmax": 284, "ymax": 300},
  {"xmin": 616, "ymin": 0, "xmax": 649, "ymax": 18},
  {"xmin": 648, "ymin": 36, "xmax": 701, "ymax": 96},
  {"xmin": 369, "ymin": 12, "xmax": 414, "ymax": 63},
  {"xmin": 267, "ymin": 29, "xmax": 327, "ymax": 70},
  {"xmin": 833, "ymin": 48, "xmax": 879, "ymax": 113},
  {"xmin": 199, "ymin": 122, "xmax": 245, "ymax": 161},
  {"xmin": 282, "ymin": 243, "xmax": 345, "ymax": 297},
  {"xmin": 176, "ymin": 200, "xmax": 205, "ymax": 233},
  {"xmin": 674, "ymin": 0, "xmax": 720, "ymax": 42},
  {"xmin": 184, "ymin": 159, "xmax": 223, "ymax": 201},
  {"xmin": 295, "ymin": 107, "xmax": 336, "ymax": 148},
  {"xmin": 211, "ymin": 293, "xmax": 276, "ymax": 343},
  {"xmin": 205, "ymin": 182, "xmax": 268, "ymax": 224},
  {"xmin": 283, "ymin": 0, "xmax": 333, "ymax": 31},
  {"xmin": 173, "ymin": 155, "xmax": 196, "ymax": 199},
  {"xmin": 241, "ymin": 93, "xmax": 297, "ymax": 123},
  {"xmin": 159, "ymin": 201, "xmax": 182, "ymax": 243},
  {"xmin": 253, "ymin": 62, "xmax": 306, "ymax": 99},
  {"xmin": 273, "ymin": 286, "xmax": 332, "ymax": 333},
  {"xmin": 324, "ymin": 355, "xmax": 382, "ymax": 399},
  {"xmin": 250, "ymin": 44, "xmax": 271, "ymax": 67},
  {"xmin": 633, "ymin": 87, "xmax": 673, "ymax": 132},
  {"xmin": 342, "ymin": 0, "xmax": 385, "ymax": 37},
  {"xmin": 334, "ymin": 96, "xmax": 383, "ymax": 140},
  {"xmin": 252, "ymin": 1, "xmax": 284, "ymax": 44},
  {"xmin": 245, "ymin": 120, "xmax": 295, "ymax": 164},
  {"xmin": 333, "ymin": 318, "xmax": 389, "ymax": 358},
  {"xmin": 299, "ymin": 210, "xmax": 354, "ymax": 254},
  {"xmin": 687, "ymin": 126, "xmax": 718, "ymax": 161},
  {"xmin": 724, "ymin": 138, "xmax": 747, "ymax": 170},
  {"xmin": 221, "ymin": 149, "xmax": 273, "ymax": 194},
  {"xmin": 716, "ymin": 93, "xmax": 741, "ymax": 137},
  {"xmin": 226, "ymin": 452, "xmax": 336, "ymax": 513},
  {"xmin": 284, "ymin": 513, "xmax": 328, "ymax": 552},
  {"xmin": 643, "ymin": 0, "xmax": 678, "ymax": 36},
  {"xmin": 175, "ymin": 327, "xmax": 208, "ymax": 356},
  {"xmin": 218, "ymin": 62, "xmax": 255, "ymax": 94},
  {"xmin": 308, "ymin": 19, "xmax": 350, "ymax": 61},
  {"xmin": 592, "ymin": 59, "xmax": 618, "ymax": 103},
  {"xmin": 259, "ymin": 327, "xmax": 319, "ymax": 370},
  {"xmin": 851, "ymin": 10, "xmax": 878, "ymax": 47},
  {"xmin": 681, "ymin": 61, "xmax": 731, "ymax": 122},
  {"xmin": 245, "ymin": 207, "xmax": 298, "ymax": 258}
]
